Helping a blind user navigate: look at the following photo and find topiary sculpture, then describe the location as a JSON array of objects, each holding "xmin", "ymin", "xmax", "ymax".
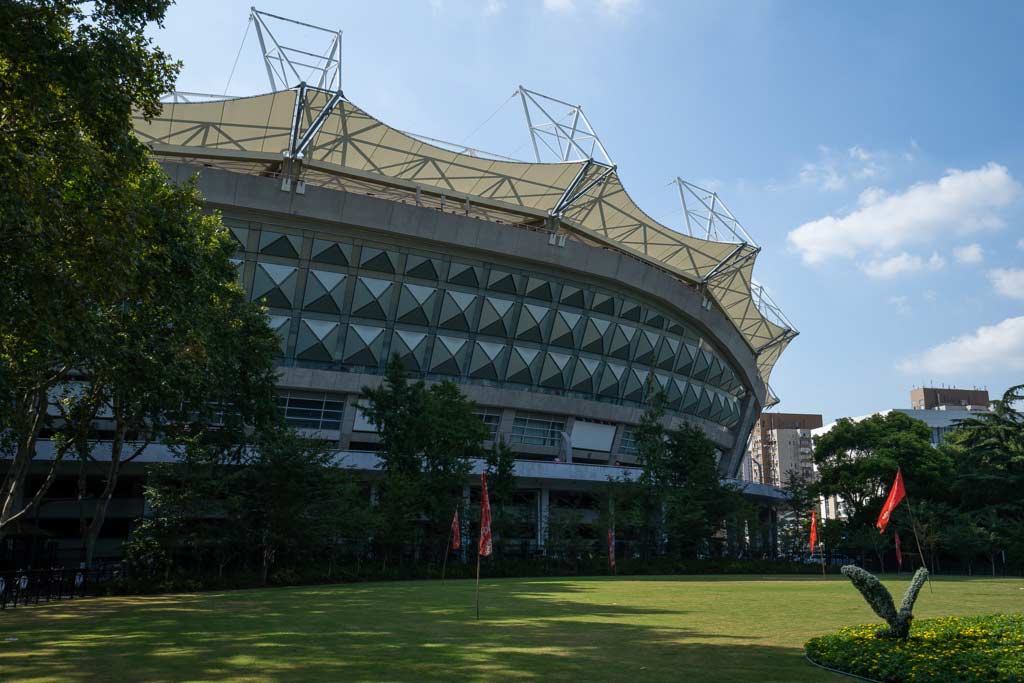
[{"xmin": 840, "ymin": 565, "xmax": 929, "ymax": 639}]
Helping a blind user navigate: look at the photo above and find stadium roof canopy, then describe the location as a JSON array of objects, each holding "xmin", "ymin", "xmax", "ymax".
[{"xmin": 134, "ymin": 85, "xmax": 795, "ymax": 393}]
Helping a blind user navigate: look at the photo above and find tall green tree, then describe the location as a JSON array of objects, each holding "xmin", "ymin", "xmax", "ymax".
[
  {"xmin": 629, "ymin": 391, "xmax": 739, "ymax": 559},
  {"xmin": 0, "ymin": 0, "xmax": 180, "ymax": 536},
  {"xmin": 812, "ymin": 411, "xmax": 954, "ymax": 528},
  {"xmin": 69, "ymin": 167, "xmax": 280, "ymax": 566},
  {"xmin": 360, "ymin": 356, "xmax": 485, "ymax": 564}
]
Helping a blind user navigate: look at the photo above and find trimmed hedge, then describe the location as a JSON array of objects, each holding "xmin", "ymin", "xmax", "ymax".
[
  {"xmin": 806, "ymin": 613, "xmax": 1024, "ymax": 683},
  {"xmin": 106, "ymin": 558, "xmax": 823, "ymax": 595}
]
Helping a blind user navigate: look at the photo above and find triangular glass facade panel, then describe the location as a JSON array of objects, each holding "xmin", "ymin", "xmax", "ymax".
[
  {"xmin": 580, "ymin": 317, "xmax": 609, "ymax": 354},
  {"xmin": 506, "ymin": 346, "xmax": 540, "ymax": 385},
  {"xmin": 656, "ymin": 337, "xmax": 679, "ymax": 371},
  {"xmin": 343, "ymin": 324, "xmax": 385, "ymax": 367},
  {"xmin": 469, "ymin": 341, "xmax": 506, "ymax": 380},
  {"xmin": 549, "ymin": 310, "xmax": 581, "ymax": 349},
  {"xmin": 296, "ymin": 319, "xmax": 340, "ymax": 362},
  {"xmin": 430, "ymin": 336, "xmax": 468, "ymax": 375},
  {"xmin": 515, "ymin": 304, "xmax": 549, "ymax": 343},
  {"xmin": 591, "ymin": 292, "xmax": 617, "ymax": 316},
  {"xmin": 569, "ymin": 357, "xmax": 600, "ymax": 393},
  {"xmin": 252, "ymin": 262, "xmax": 298, "ymax": 308},
  {"xmin": 396, "ymin": 284, "xmax": 437, "ymax": 326},
  {"xmin": 487, "ymin": 269, "xmax": 520, "ymax": 295},
  {"xmin": 351, "ymin": 277, "xmax": 393, "ymax": 320},
  {"xmin": 302, "ymin": 270, "xmax": 347, "ymax": 314},
  {"xmin": 392, "ymin": 329, "xmax": 429, "ymax": 371},
  {"xmin": 311, "ymin": 239, "xmax": 352, "ymax": 267},
  {"xmin": 359, "ymin": 247, "xmax": 396, "ymax": 274},
  {"xmin": 267, "ymin": 315, "xmax": 291, "ymax": 354},
  {"xmin": 559, "ymin": 285, "xmax": 586, "ymax": 309},
  {"xmin": 448, "ymin": 262, "xmax": 481, "ymax": 288},
  {"xmin": 539, "ymin": 351, "xmax": 572, "ymax": 389},
  {"xmin": 524, "ymin": 276, "xmax": 557, "ymax": 302},
  {"xmin": 620, "ymin": 300, "xmax": 642, "ymax": 322},
  {"xmin": 259, "ymin": 231, "xmax": 301, "ymax": 259},
  {"xmin": 438, "ymin": 290, "xmax": 477, "ymax": 332},
  {"xmin": 598, "ymin": 362, "xmax": 625, "ymax": 398},
  {"xmin": 608, "ymin": 324, "xmax": 636, "ymax": 360},
  {"xmin": 404, "ymin": 255, "xmax": 440, "ymax": 280},
  {"xmin": 478, "ymin": 297, "xmax": 515, "ymax": 338}
]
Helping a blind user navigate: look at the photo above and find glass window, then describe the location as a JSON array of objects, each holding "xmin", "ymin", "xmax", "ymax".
[
  {"xmin": 474, "ymin": 408, "xmax": 502, "ymax": 440},
  {"xmin": 275, "ymin": 392, "xmax": 344, "ymax": 431},
  {"xmin": 510, "ymin": 412, "xmax": 565, "ymax": 447},
  {"xmin": 618, "ymin": 426, "xmax": 638, "ymax": 457}
]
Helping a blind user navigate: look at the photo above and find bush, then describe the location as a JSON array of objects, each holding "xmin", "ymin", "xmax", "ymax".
[{"xmin": 806, "ymin": 613, "xmax": 1024, "ymax": 682}]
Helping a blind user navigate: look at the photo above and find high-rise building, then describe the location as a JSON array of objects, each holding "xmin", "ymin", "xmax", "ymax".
[
  {"xmin": 746, "ymin": 413, "xmax": 823, "ymax": 486},
  {"xmin": 910, "ymin": 386, "xmax": 989, "ymax": 411}
]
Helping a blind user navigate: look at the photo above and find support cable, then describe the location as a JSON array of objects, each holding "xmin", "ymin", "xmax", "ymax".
[
  {"xmin": 461, "ymin": 92, "xmax": 517, "ymax": 149},
  {"xmin": 224, "ymin": 14, "xmax": 253, "ymax": 95}
]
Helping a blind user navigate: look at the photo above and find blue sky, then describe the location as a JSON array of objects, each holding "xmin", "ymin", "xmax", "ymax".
[{"xmin": 149, "ymin": 0, "xmax": 1024, "ymax": 421}]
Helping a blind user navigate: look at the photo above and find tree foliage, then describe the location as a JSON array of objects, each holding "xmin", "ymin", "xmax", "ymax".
[
  {"xmin": 360, "ymin": 356, "xmax": 486, "ymax": 563},
  {"xmin": 614, "ymin": 391, "xmax": 741, "ymax": 560}
]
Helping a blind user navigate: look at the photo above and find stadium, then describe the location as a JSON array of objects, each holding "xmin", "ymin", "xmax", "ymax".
[{"xmin": 26, "ymin": 10, "xmax": 796, "ymax": 560}]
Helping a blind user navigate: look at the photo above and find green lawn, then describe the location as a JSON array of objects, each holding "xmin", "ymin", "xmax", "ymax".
[{"xmin": 0, "ymin": 575, "xmax": 1021, "ymax": 682}]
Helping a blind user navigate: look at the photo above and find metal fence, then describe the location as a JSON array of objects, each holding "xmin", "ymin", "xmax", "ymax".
[{"xmin": 0, "ymin": 567, "xmax": 122, "ymax": 610}]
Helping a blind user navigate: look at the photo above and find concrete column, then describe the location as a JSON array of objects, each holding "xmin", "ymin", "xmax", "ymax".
[
  {"xmin": 562, "ymin": 417, "xmax": 575, "ymax": 463},
  {"xmin": 608, "ymin": 424, "xmax": 625, "ymax": 465},
  {"xmin": 496, "ymin": 408, "xmax": 516, "ymax": 445}
]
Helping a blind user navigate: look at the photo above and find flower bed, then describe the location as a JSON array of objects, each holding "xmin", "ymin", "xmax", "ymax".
[{"xmin": 805, "ymin": 614, "xmax": 1024, "ymax": 683}]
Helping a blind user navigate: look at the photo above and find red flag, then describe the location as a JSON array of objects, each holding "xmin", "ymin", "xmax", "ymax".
[
  {"xmin": 608, "ymin": 527, "xmax": 616, "ymax": 570},
  {"xmin": 809, "ymin": 509, "xmax": 818, "ymax": 558},
  {"xmin": 451, "ymin": 510, "xmax": 461, "ymax": 550},
  {"xmin": 877, "ymin": 468, "xmax": 906, "ymax": 534},
  {"xmin": 895, "ymin": 530, "xmax": 903, "ymax": 569},
  {"xmin": 478, "ymin": 473, "xmax": 492, "ymax": 558}
]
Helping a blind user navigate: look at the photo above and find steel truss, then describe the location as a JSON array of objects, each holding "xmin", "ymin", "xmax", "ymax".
[
  {"xmin": 518, "ymin": 87, "xmax": 612, "ymax": 164},
  {"xmin": 675, "ymin": 178, "xmax": 757, "ymax": 245},
  {"xmin": 251, "ymin": 7, "xmax": 342, "ymax": 93}
]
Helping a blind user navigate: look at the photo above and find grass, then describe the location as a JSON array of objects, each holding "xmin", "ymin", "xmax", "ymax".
[{"xmin": 0, "ymin": 574, "xmax": 1021, "ymax": 682}]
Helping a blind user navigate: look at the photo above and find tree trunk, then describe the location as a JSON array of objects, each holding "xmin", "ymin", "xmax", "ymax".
[
  {"xmin": 0, "ymin": 387, "xmax": 49, "ymax": 539},
  {"xmin": 84, "ymin": 410, "xmax": 127, "ymax": 569}
]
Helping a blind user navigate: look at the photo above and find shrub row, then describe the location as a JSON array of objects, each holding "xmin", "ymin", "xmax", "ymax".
[
  {"xmin": 106, "ymin": 557, "xmax": 823, "ymax": 595},
  {"xmin": 806, "ymin": 613, "xmax": 1024, "ymax": 683}
]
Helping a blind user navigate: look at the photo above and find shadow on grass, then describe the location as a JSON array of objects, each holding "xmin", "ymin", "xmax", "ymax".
[{"xmin": 0, "ymin": 579, "xmax": 855, "ymax": 683}]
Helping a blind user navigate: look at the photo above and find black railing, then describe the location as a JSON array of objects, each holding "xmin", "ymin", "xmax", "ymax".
[{"xmin": 0, "ymin": 566, "xmax": 122, "ymax": 610}]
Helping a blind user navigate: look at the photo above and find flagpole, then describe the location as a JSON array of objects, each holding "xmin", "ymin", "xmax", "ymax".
[
  {"xmin": 904, "ymin": 496, "xmax": 933, "ymax": 592},
  {"xmin": 441, "ymin": 513, "xmax": 454, "ymax": 585},
  {"xmin": 474, "ymin": 551, "xmax": 481, "ymax": 620}
]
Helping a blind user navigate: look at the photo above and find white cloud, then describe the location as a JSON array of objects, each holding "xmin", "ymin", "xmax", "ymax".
[
  {"xmin": 888, "ymin": 295, "xmax": 911, "ymax": 314},
  {"xmin": 989, "ymin": 268, "xmax": 1024, "ymax": 300},
  {"xmin": 849, "ymin": 145, "xmax": 871, "ymax": 162},
  {"xmin": 483, "ymin": 0, "xmax": 506, "ymax": 14},
  {"xmin": 789, "ymin": 144, "xmax": 890, "ymax": 192},
  {"xmin": 543, "ymin": 0, "xmax": 575, "ymax": 11},
  {"xmin": 599, "ymin": 0, "xmax": 639, "ymax": 16},
  {"xmin": 430, "ymin": 0, "xmax": 443, "ymax": 14},
  {"xmin": 788, "ymin": 163, "xmax": 1021, "ymax": 264},
  {"xmin": 953, "ymin": 243, "xmax": 984, "ymax": 265},
  {"xmin": 800, "ymin": 161, "xmax": 845, "ymax": 191},
  {"xmin": 897, "ymin": 316, "xmax": 1024, "ymax": 375},
  {"xmin": 860, "ymin": 251, "xmax": 945, "ymax": 279},
  {"xmin": 1018, "ymin": 238, "xmax": 1024, "ymax": 250}
]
